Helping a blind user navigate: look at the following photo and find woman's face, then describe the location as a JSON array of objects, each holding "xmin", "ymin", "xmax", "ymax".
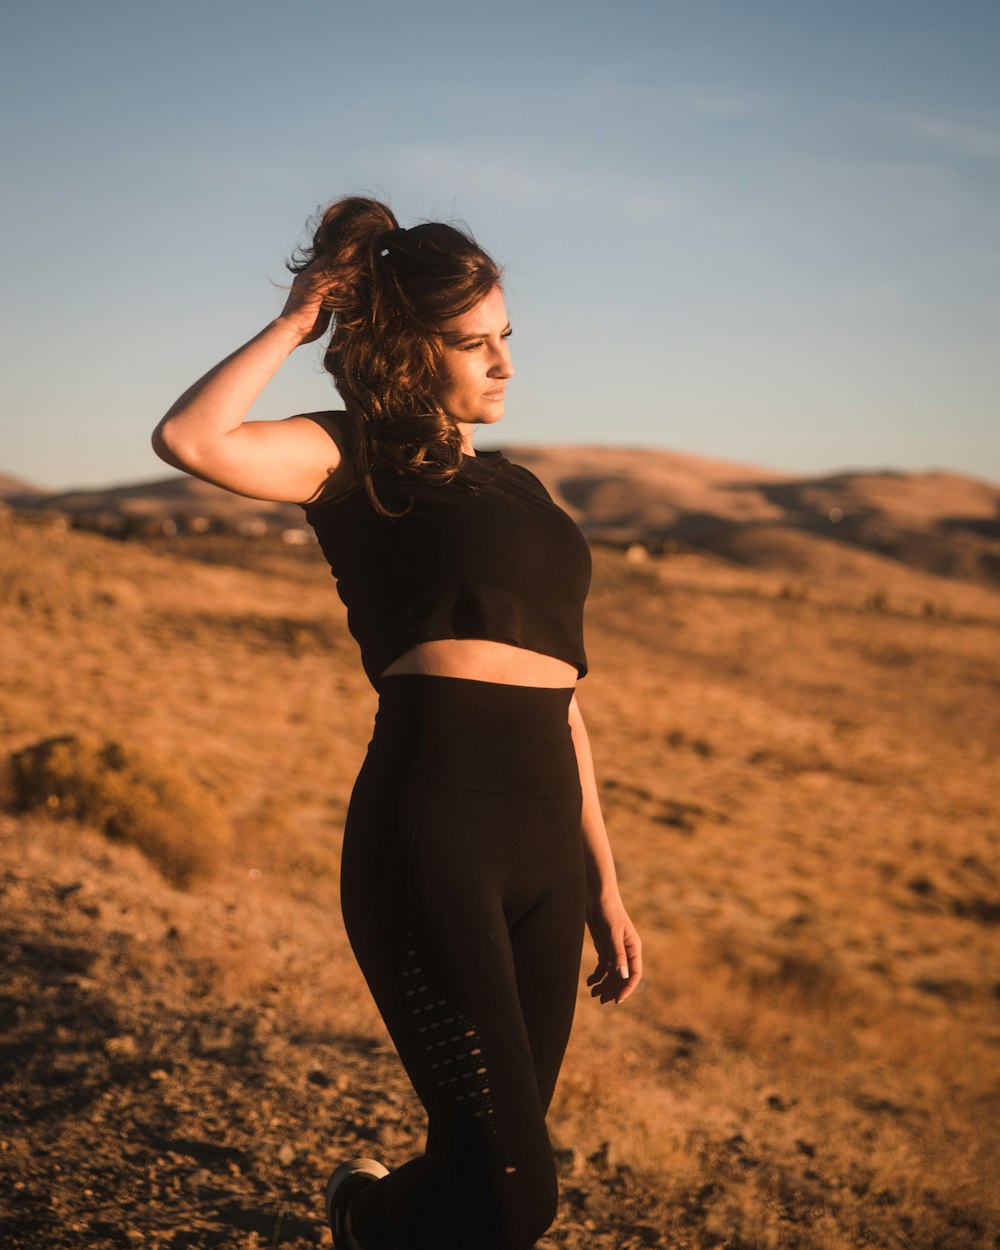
[{"xmin": 431, "ymin": 285, "xmax": 514, "ymax": 436}]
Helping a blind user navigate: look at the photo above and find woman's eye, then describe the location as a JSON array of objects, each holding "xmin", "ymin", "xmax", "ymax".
[{"xmin": 456, "ymin": 329, "xmax": 511, "ymax": 352}]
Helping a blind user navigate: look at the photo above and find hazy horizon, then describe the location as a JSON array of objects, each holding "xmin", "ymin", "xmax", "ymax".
[{"xmin": 5, "ymin": 436, "xmax": 999, "ymax": 498}]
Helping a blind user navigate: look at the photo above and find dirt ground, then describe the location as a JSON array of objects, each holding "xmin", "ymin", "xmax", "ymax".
[{"xmin": 1, "ymin": 512, "xmax": 998, "ymax": 1249}]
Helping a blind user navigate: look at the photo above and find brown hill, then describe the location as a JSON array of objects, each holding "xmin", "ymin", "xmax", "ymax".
[
  {"xmin": 7, "ymin": 472, "xmax": 294, "ymax": 520},
  {"xmin": 5, "ymin": 446, "xmax": 1000, "ymax": 584},
  {"xmin": 506, "ymin": 447, "xmax": 1000, "ymax": 586},
  {"xmin": 0, "ymin": 472, "xmax": 46, "ymax": 501}
]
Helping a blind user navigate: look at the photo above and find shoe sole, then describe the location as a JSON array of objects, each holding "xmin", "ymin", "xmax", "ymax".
[{"xmin": 325, "ymin": 1157, "xmax": 390, "ymax": 1241}]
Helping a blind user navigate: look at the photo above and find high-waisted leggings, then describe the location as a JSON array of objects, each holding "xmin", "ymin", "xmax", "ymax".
[{"xmin": 340, "ymin": 675, "xmax": 587, "ymax": 1250}]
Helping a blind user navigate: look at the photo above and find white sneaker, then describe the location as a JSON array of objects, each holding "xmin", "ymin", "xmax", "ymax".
[{"xmin": 324, "ymin": 1157, "xmax": 390, "ymax": 1249}]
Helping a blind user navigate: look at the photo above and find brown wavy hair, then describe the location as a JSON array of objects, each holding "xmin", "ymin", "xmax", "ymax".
[{"xmin": 288, "ymin": 195, "xmax": 503, "ymax": 515}]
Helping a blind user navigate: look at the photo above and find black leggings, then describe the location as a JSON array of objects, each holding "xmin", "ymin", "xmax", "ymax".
[{"xmin": 340, "ymin": 675, "xmax": 587, "ymax": 1250}]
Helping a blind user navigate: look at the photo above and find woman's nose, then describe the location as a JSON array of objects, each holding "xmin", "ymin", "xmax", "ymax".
[{"xmin": 489, "ymin": 339, "xmax": 514, "ymax": 378}]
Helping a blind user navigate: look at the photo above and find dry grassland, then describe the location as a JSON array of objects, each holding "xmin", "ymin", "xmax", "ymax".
[{"xmin": 1, "ymin": 510, "xmax": 998, "ymax": 1249}]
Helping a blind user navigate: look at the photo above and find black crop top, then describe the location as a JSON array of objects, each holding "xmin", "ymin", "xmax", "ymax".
[{"xmin": 299, "ymin": 413, "xmax": 591, "ymax": 686}]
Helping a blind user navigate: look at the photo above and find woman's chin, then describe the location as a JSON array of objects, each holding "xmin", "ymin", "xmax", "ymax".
[{"xmin": 453, "ymin": 410, "xmax": 504, "ymax": 436}]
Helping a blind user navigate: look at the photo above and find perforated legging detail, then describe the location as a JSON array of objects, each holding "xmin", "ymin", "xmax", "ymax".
[
  {"xmin": 400, "ymin": 931, "xmax": 497, "ymax": 1130},
  {"xmin": 338, "ymin": 676, "xmax": 587, "ymax": 1250}
]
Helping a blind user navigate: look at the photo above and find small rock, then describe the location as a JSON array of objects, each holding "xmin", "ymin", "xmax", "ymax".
[
  {"xmin": 105, "ymin": 1035, "xmax": 138, "ymax": 1058},
  {"xmin": 588, "ymin": 1140, "xmax": 617, "ymax": 1169},
  {"xmin": 907, "ymin": 876, "xmax": 934, "ymax": 896},
  {"xmin": 374, "ymin": 1123, "xmax": 411, "ymax": 1149},
  {"xmin": 577, "ymin": 1185, "xmax": 610, "ymax": 1215},
  {"xmin": 277, "ymin": 1142, "xmax": 296, "ymax": 1168},
  {"xmin": 553, "ymin": 1147, "xmax": 585, "ymax": 1177}
]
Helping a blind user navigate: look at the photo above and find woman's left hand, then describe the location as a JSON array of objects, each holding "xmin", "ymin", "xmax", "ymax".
[{"xmin": 586, "ymin": 890, "xmax": 643, "ymax": 1005}]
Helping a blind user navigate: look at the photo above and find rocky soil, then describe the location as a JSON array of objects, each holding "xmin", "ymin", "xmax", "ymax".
[{"xmin": 0, "ymin": 818, "xmax": 671, "ymax": 1250}]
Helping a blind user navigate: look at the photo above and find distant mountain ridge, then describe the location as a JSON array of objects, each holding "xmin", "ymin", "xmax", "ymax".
[
  {"xmin": 4, "ymin": 446, "xmax": 999, "ymax": 585},
  {"xmin": 0, "ymin": 472, "xmax": 46, "ymax": 500},
  {"xmin": 5, "ymin": 473, "xmax": 293, "ymax": 519}
]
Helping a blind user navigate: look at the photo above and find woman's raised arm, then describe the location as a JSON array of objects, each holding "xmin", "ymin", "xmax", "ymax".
[{"xmin": 151, "ymin": 259, "xmax": 350, "ymax": 503}]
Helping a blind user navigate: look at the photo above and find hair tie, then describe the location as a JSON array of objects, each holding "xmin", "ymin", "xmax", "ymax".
[{"xmin": 379, "ymin": 226, "xmax": 408, "ymax": 256}]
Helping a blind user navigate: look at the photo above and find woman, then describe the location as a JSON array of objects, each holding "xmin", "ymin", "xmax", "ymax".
[{"xmin": 152, "ymin": 196, "xmax": 642, "ymax": 1250}]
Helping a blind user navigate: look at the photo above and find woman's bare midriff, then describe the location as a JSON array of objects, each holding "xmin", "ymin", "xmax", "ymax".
[{"xmin": 379, "ymin": 639, "xmax": 578, "ymax": 688}]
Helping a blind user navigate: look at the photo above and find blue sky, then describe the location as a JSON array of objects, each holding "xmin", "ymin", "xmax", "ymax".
[{"xmin": 2, "ymin": 0, "xmax": 998, "ymax": 489}]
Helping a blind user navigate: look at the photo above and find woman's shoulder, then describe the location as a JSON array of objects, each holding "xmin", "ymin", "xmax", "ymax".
[
  {"xmin": 491, "ymin": 457, "xmax": 554, "ymax": 502},
  {"xmin": 293, "ymin": 410, "xmax": 360, "ymax": 507},
  {"xmin": 294, "ymin": 409, "xmax": 352, "ymax": 452}
]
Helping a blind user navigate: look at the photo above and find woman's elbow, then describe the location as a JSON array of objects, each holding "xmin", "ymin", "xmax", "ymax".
[{"xmin": 151, "ymin": 419, "xmax": 194, "ymax": 472}]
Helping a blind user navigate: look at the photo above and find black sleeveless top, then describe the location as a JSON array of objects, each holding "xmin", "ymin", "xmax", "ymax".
[{"xmin": 299, "ymin": 413, "xmax": 591, "ymax": 687}]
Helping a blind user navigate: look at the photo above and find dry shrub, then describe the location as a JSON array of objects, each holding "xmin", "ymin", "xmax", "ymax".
[
  {"xmin": 7, "ymin": 734, "xmax": 230, "ymax": 887},
  {"xmin": 0, "ymin": 514, "xmax": 140, "ymax": 626},
  {"xmin": 552, "ymin": 1075, "xmax": 704, "ymax": 1193},
  {"xmin": 703, "ymin": 927, "xmax": 853, "ymax": 1022},
  {"xmin": 746, "ymin": 949, "xmax": 846, "ymax": 1011}
]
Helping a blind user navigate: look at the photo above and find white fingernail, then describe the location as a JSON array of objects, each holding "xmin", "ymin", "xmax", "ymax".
[{"xmin": 619, "ymin": 965, "xmax": 629, "ymax": 980}]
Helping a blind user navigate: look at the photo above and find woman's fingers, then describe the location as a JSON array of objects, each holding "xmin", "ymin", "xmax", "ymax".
[
  {"xmin": 586, "ymin": 958, "xmax": 610, "ymax": 986},
  {"xmin": 615, "ymin": 926, "xmax": 643, "ymax": 1003},
  {"xmin": 587, "ymin": 956, "xmax": 620, "ymax": 1000},
  {"xmin": 589, "ymin": 967, "xmax": 625, "ymax": 1003},
  {"xmin": 615, "ymin": 943, "xmax": 630, "ymax": 982},
  {"xmin": 276, "ymin": 258, "xmax": 338, "ymax": 344},
  {"xmin": 586, "ymin": 912, "xmax": 643, "ymax": 1005}
]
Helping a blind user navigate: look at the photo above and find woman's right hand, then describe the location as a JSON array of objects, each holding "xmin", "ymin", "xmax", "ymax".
[{"xmin": 275, "ymin": 257, "xmax": 338, "ymax": 346}]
